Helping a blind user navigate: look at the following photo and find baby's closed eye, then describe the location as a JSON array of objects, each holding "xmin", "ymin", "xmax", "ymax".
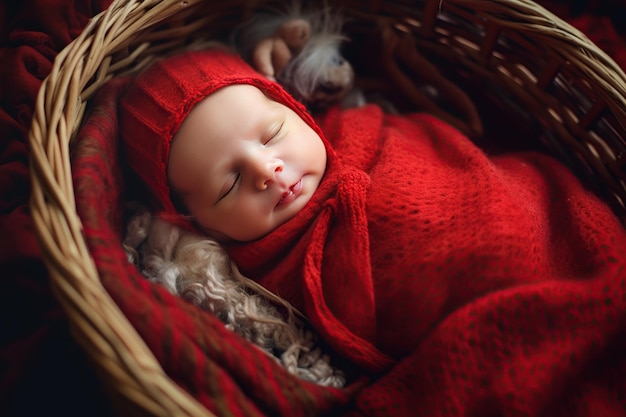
[
  {"xmin": 217, "ymin": 172, "xmax": 240, "ymax": 202},
  {"xmin": 263, "ymin": 121, "xmax": 284, "ymax": 145}
]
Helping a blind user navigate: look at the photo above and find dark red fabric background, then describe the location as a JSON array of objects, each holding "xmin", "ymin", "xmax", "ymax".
[
  {"xmin": 0, "ymin": 1, "xmax": 624, "ymax": 416},
  {"xmin": 0, "ymin": 2, "xmax": 115, "ymax": 416}
]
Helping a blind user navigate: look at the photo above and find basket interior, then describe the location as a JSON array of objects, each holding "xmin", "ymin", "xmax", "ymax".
[
  {"xmin": 27, "ymin": 0, "xmax": 626, "ymax": 415},
  {"xmin": 74, "ymin": 0, "xmax": 626, "ymax": 222}
]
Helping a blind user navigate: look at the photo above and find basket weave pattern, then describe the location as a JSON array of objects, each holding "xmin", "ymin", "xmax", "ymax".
[{"xmin": 27, "ymin": 0, "xmax": 626, "ymax": 415}]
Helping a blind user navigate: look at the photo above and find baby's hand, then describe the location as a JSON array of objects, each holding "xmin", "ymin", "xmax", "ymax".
[
  {"xmin": 252, "ymin": 37, "xmax": 291, "ymax": 80},
  {"xmin": 251, "ymin": 18, "xmax": 311, "ymax": 80},
  {"xmin": 276, "ymin": 18, "xmax": 311, "ymax": 53}
]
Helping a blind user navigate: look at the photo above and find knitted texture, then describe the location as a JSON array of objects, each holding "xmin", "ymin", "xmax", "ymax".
[
  {"xmin": 118, "ymin": 48, "xmax": 324, "ymax": 230},
  {"xmin": 74, "ymin": 78, "xmax": 354, "ymax": 416},
  {"xmin": 10, "ymin": 1, "xmax": 626, "ymax": 416},
  {"xmin": 226, "ymin": 104, "xmax": 626, "ymax": 382},
  {"xmin": 73, "ymin": 76, "xmax": 626, "ymax": 417}
]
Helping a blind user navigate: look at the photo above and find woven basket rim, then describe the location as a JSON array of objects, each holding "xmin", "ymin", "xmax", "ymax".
[{"xmin": 26, "ymin": 0, "xmax": 626, "ymax": 415}]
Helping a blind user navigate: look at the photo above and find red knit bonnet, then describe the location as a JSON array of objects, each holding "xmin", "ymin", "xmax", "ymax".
[{"xmin": 119, "ymin": 48, "xmax": 325, "ymax": 230}]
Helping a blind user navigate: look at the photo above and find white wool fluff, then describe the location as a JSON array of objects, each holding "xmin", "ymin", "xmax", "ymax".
[{"xmin": 123, "ymin": 203, "xmax": 346, "ymax": 387}]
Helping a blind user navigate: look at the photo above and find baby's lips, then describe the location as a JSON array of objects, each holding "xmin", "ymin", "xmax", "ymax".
[{"xmin": 277, "ymin": 178, "xmax": 303, "ymax": 206}]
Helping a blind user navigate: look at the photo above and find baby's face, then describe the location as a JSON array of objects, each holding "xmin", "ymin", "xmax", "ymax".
[{"xmin": 168, "ymin": 84, "xmax": 327, "ymax": 242}]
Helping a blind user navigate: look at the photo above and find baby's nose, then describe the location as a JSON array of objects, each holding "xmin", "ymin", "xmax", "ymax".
[{"xmin": 254, "ymin": 158, "xmax": 284, "ymax": 190}]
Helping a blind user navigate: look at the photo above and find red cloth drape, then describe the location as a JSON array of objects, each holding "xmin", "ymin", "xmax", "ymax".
[{"xmin": 2, "ymin": 1, "xmax": 625, "ymax": 415}]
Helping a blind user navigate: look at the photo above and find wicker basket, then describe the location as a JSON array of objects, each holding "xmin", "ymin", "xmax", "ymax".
[{"xmin": 27, "ymin": 0, "xmax": 626, "ymax": 415}]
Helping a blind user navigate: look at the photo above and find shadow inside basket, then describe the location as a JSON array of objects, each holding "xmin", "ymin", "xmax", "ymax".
[{"xmin": 56, "ymin": 0, "xmax": 626, "ymax": 415}]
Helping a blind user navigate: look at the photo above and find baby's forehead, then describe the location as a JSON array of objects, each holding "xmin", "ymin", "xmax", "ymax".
[
  {"xmin": 200, "ymin": 83, "xmax": 292, "ymax": 115},
  {"xmin": 212, "ymin": 83, "xmax": 275, "ymax": 101}
]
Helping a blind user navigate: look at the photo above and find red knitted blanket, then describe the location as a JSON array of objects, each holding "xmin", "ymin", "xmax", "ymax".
[
  {"xmin": 3, "ymin": 1, "xmax": 626, "ymax": 416},
  {"xmin": 227, "ymin": 103, "xmax": 626, "ymax": 413},
  {"xmin": 71, "ymin": 73, "xmax": 626, "ymax": 417}
]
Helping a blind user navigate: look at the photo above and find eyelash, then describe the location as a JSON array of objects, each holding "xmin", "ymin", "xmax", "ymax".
[
  {"xmin": 218, "ymin": 173, "xmax": 240, "ymax": 202},
  {"xmin": 263, "ymin": 121, "xmax": 283, "ymax": 145}
]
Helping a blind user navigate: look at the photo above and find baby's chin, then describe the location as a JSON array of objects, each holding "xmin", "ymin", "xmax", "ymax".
[
  {"xmin": 198, "ymin": 226, "xmax": 234, "ymax": 243},
  {"xmin": 202, "ymin": 217, "xmax": 291, "ymax": 244},
  {"xmin": 224, "ymin": 195, "xmax": 311, "ymax": 242}
]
